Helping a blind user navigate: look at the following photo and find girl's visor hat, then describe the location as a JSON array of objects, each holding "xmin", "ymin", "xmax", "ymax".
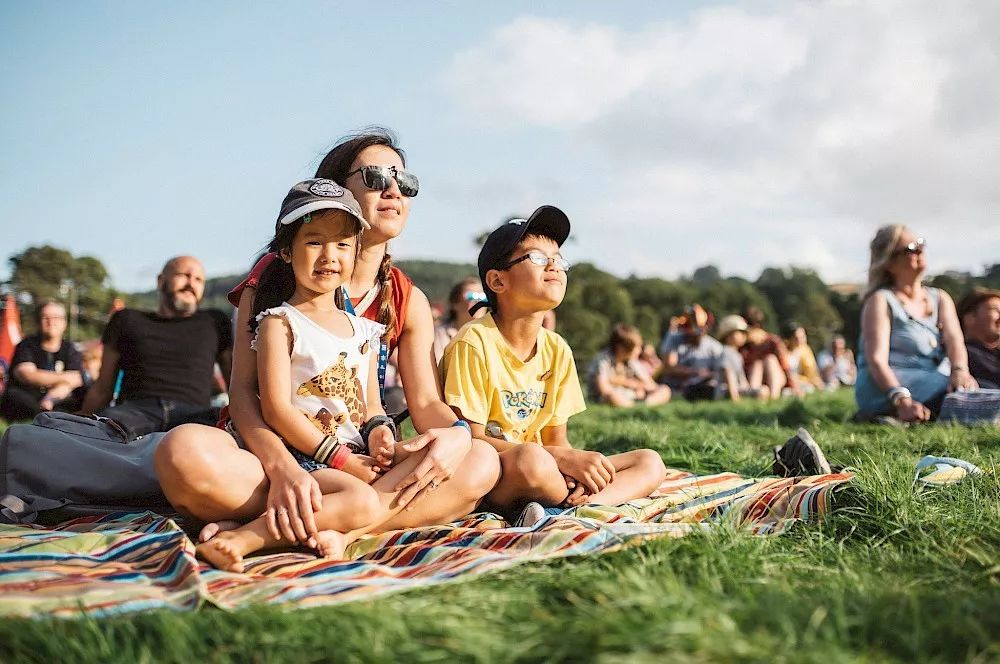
[{"xmin": 276, "ymin": 179, "xmax": 370, "ymax": 232}]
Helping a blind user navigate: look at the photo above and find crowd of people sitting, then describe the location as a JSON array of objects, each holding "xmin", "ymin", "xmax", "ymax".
[
  {"xmin": 2, "ymin": 230, "xmax": 998, "ymax": 427},
  {"xmin": 0, "ymin": 128, "xmax": 997, "ymax": 570}
]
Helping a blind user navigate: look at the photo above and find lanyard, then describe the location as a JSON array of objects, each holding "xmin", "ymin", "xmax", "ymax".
[{"xmin": 343, "ymin": 287, "xmax": 389, "ymax": 405}]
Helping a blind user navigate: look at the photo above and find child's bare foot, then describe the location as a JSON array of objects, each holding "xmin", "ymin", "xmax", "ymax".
[
  {"xmin": 198, "ymin": 519, "xmax": 242, "ymax": 543},
  {"xmin": 196, "ymin": 532, "xmax": 248, "ymax": 573},
  {"xmin": 313, "ymin": 530, "xmax": 348, "ymax": 559}
]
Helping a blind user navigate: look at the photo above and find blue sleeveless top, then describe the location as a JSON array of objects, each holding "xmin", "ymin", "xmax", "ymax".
[{"xmin": 855, "ymin": 287, "xmax": 949, "ymax": 412}]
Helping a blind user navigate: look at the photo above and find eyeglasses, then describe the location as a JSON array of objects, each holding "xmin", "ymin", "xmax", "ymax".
[
  {"xmin": 463, "ymin": 291, "xmax": 487, "ymax": 303},
  {"xmin": 894, "ymin": 237, "xmax": 926, "ymax": 256},
  {"xmin": 503, "ymin": 251, "xmax": 571, "ymax": 271},
  {"xmin": 346, "ymin": 165, "xmax": 419, "ymax": 197}
]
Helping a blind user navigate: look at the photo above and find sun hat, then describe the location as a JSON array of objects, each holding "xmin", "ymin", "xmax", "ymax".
[
  {"xmin": 276, "ymin": 179, "xmax": 370, "ymax": 232},
  {"xmin": 716, "ymin": 314, "xmax": 748, "ymax": 340}
]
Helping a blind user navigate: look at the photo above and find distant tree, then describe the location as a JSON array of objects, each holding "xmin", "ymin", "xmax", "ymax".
[
  {"xmin": 830, "ymin": 290, "xmax": 861, "ymax": 351},
  {"xmin": 397, "ymin": 260, "xmax": 478, "ymax": 304},
  {"xmin": 754, "ymin": 267, "xmax": 841, "ymax": 349},
  {"xmin": 691, "ymin": 264, "xmax": 722, "ymax": 287},
  {"xmin": 696, "ymin": 277, "xmax": 775, "ymax": 329},
  {"xmin": 7, "ymin": 245, "xmax": 117, "ymax": 340},
  {"xmin": 927, "ymin": 271, "xmax": 972, "ymax": 302},
  {"xmin": 982, "ymin": 263, "xmax": 1000, "ymax": 289},
  {"xmin": 622, "ymin": 276, "xmax": 694, "ymax": 338}
]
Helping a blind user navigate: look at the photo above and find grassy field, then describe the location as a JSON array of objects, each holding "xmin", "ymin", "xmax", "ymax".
[{"xmin": 1, "ymin": 390, "xmax": 998, "ymax": 663}]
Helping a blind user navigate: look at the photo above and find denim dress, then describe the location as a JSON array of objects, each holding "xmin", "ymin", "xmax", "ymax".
[{"xmin": 855, "ymin": 288, "xmax": 949, "ymax": 413}]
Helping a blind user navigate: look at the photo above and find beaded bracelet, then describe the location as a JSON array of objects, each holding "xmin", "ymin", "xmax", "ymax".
[{"xmin": 313, "ymin": 435, "xmax": 341, "ymax": 466}]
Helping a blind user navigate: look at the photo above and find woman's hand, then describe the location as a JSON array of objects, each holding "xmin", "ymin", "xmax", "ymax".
[
  {"xmin": 949, "ymin": 368, "xmax": 978, "ymax": 393},
  {"xmin": 264, "ymin": 460, "xmax": 323, "ymax": 544},
  {"xmin": 895, "ymin": 397, "xmax": 931, "ymax": 423},
  {"xmin": 395, "ymin": 426, "xmax": 473, "ymax": 508}
]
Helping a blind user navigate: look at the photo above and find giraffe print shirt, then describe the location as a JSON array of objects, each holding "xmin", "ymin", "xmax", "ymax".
[{"xmin": 253, "ymin": 304, "xmax": 385, "ymax": 453}]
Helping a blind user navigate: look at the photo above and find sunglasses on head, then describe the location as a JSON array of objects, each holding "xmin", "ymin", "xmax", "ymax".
[
  {"xmin": 503, "ymin": 250, "xmax": 571, "ymax": 271},
  {"xmin": 346, "ymin": 165, "xmax": 419, "ymax": 198},
  {"xmin": 894, "ymin": 237, "xmax": 926, "ymax": 256}
]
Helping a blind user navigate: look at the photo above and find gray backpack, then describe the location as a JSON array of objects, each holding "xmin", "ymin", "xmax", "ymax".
[{"xmin": 0, "ymin": 412, "xmax": 174, "ymax": 525}]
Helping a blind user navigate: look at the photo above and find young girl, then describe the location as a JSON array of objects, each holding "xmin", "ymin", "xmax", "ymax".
[{"xmin": 197, "ymin": 179, "xmax": 398, "ymax": 572}]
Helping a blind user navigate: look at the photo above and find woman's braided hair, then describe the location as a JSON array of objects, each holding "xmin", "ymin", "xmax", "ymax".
[{"xmin": 314, "ymin": 126, "xmax": 406, "ymax": 343}]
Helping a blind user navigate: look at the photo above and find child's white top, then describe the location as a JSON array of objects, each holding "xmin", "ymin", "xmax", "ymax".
[{"xmin": 253, "ymin": 303, "xmax": 385, "ymax": 452}]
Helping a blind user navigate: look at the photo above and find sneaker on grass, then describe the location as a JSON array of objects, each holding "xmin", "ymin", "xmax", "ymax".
[{"xmin": 772, "ymin": 428, "xmax": 833, "ymax": 477}]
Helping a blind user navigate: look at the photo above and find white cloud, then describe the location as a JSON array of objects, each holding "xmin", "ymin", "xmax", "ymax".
[{"xmin": 441, "ymin": 1, "xmax": 1000, "ymax": 282}]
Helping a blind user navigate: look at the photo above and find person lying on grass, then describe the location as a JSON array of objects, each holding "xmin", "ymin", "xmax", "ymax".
[{"xmin": 439, "ymin": 207, "xmax": 667, "ymax": 518}]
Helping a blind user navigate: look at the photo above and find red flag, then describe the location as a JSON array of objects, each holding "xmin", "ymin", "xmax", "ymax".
[{"xmin": 0, "ymin": 294, "xmax": 23, "ymax": 373}]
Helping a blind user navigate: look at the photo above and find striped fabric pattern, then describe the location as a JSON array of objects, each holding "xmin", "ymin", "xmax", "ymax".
[{"xmin": 0, "ymin": 468, "xmax": 853, "ymax": 618}]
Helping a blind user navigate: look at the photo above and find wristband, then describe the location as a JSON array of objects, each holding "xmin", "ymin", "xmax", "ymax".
[
  {"xmin": 330, "ymin": 444, "xmax": 352, "ymax": 470},
  {"xmin": 313, "ymin": 435, "xmax": 341, "ymax": 465},
  {"xmin": 886, "ymin": 386, "xmax": 912, "ymax": 406},
  {"xmin": 951, "ymin": 365, "xmax": 968, "ymax": 374},
  {"xmin": 360, "ymin": 415, "xmax": 397, "ymax": 447},
  {"xmin": 452, "ymin": 420, "xmax": 472, "ymax": 433}
]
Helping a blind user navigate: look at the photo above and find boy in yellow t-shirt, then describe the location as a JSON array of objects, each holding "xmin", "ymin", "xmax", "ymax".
[{"xmin": 440, "ymin": 206, "xmax": 667, "ymax": 516}]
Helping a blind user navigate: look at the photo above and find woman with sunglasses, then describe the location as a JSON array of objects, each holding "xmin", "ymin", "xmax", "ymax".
[
  {"xmin": 156, "ymin": 128, "xmax": 500, "ymax": 547},
  {"xmin": 433, "ymin": 278, "xmax": 487, "ymax": 362},
  {"xmin": 855, "ymin": 225, "xmax": 977, "ymax": 423}
]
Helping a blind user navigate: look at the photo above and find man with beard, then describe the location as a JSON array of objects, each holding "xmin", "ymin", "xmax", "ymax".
[
  {"xmin": 0, "ymin": 301, "xmax": 86, "ymax": 421},
  {"xmin": 80, "ymin": 256, "xmax": 233, "ymax": 438}
]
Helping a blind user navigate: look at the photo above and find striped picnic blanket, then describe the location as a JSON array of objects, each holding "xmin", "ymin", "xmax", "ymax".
[{"xmin": 0, "ymin": 468, "xmax": 852, "ymax": 618}]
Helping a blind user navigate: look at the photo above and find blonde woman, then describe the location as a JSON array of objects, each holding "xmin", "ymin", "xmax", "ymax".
[{"xmin": 855, "ymin": 225, "xmax": 977, "ymax": 422}]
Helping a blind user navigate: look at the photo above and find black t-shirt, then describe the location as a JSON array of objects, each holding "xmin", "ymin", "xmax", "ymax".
[
  {"xmin": 102, "ymin": 309, "xmax": 233, "ymax": 406},
  {"xmin": 966, "ymin": 341, "xmax": 1000, "ymax": 390},
  {"xmin": 9, "ymin": 335, "xmax": 82, "ymax": 395}
]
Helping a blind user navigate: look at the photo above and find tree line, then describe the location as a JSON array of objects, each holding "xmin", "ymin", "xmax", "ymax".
[{"xmin": 3, "ymin": 245, "xmax": 998, "ymax": 367}]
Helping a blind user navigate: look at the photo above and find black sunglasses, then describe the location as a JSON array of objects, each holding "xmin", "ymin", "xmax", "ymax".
[
  {"xmin": 894, "ymin": 237, "xmax": 926, "ymax": 256},
  {"xmin": 346, "ymin": 165, "xmax": 419, "ymax": 198}
]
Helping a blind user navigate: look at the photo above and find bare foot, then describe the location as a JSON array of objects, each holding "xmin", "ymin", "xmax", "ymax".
[
  {"xmin": 313, "ymin": 530, "xmax": 348, "ymax": 559},
  {"xmin": 196, "ymin": 532, "xmax": 248, "ymax": 573},
  {"xmin": 199, "ymin": 519, "xmax": 242, "ymax": 543}
]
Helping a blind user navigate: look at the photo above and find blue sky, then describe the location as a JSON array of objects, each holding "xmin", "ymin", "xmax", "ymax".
[{"xmin": 2, "ymin": 1, "xmax": 997, "ymax": 294}]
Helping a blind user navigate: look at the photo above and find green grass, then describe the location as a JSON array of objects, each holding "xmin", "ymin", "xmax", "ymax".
[{"xmin": 2, "ymin": 391, "xmax": 999, "ymax": 663}]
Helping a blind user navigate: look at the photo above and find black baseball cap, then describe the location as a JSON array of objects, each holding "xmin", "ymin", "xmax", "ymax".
[
  {"xmin": 276, "ymin": 179, "xmax": 370, "ymax": 232},
  {"xmin": 477, "ymin": 205, "xmax": 571, "ymax": 309}
]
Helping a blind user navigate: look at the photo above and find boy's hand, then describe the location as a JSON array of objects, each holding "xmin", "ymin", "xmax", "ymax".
[
  {"xmin": 562, "ymin": 482, "xmax": 590, "ymax": 507},
  {"xmin": 341, "ymin": 454, "xmax": 382, "ymax": 484},
  {"xmin": 368, "ymin": 425, "xmax": 395, "ymax": 470},
  {"xmin": 550, "ymin": 448, "xmax": 615, "ymax": 495}
]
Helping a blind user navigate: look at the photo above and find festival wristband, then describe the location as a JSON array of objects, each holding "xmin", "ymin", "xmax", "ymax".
[
  {"xmin": 951, "ymin": 365, "xmax": 968, "ymax": 374},
  {"xmin": 313, "ymin": 435, "xmax": 340, "ymax": 465},
  {"xmin": 330, "ymin": 444, "xmax": 352, "ymax": 470},
  {"xmin": 452, "ymin": 420, "xmax": 472, "ymax": 433}
]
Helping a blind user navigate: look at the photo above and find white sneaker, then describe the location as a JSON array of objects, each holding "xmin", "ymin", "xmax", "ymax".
[{"xmin": 516, "ymin": 502, "xmax": 547, "ymax": 528}]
